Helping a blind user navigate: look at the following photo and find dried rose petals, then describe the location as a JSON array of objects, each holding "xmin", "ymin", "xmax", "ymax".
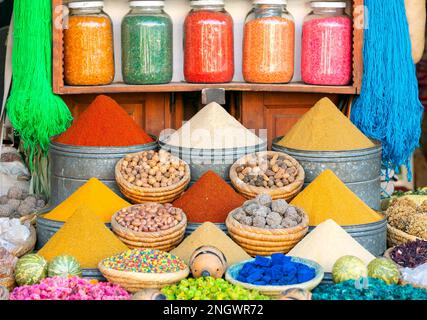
[
  {"xmin": 390, "ymin": 239, "xmax": 427, "ymax": 268},
  {"xmin": 10, "ymin": 276, "xmax": 130, "ymax": 300}
]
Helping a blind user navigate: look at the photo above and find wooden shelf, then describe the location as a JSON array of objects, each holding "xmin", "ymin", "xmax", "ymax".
[{"xmin": 57, "ymin": 82, "xmax": 357, "ymax": 95}]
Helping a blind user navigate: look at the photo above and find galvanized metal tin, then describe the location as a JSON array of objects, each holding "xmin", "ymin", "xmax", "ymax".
[
  {"xmin": 272, "ymin": 137, "xmax": 382, "ymax": 210},
  {"xmin": 36, "ymin": 214, "xmax": 112, "ymax": 249},
  {"xmin": 185, "ymin": 222, "xmax": 228, "ymax": 236},
  {"xmin": 308, "ymin": 217, "xmax": 387, "ymax": 257},
  {"xmin": 49, "ymin": 137, "xmax": 158, "ymax": 207},
  {"xmin": 82, "ymin": 269, "xmax": 105, "ymax": 281},
  {"xmin": 159, "ymin": 140, "xmax": 267, "ymax": 185}
]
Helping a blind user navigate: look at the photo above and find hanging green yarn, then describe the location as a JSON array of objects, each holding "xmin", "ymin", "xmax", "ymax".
[
  {"xmin": 6, "ymin": 0, "xmax": 72, "ymax": 164},
  {"xmin": 351, "ymin": 0, "xmax": 424, "ymax": 179}
]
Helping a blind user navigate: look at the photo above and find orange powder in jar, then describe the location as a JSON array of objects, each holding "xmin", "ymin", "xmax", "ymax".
[
  {"xmin": 64, "ymin": 15, "xmax": 115, "ymax": 85},
  {"xmin": 243, "ymin": 16, "xmax": 295, "ymax": 83}
]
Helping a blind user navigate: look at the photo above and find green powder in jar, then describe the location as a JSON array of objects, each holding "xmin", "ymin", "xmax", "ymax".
[{"xmin": 121, "ymin": 12, "xmax": 173, "ymax": 84}]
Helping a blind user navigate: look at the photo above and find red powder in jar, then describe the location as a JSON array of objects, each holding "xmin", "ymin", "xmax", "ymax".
[
  {"xmin": 184, "ymin": 10, "xmax": 234, "ymax": 83},
  {"xmin": 301, "ymin": 16, "xmax": 352, "ymax": 85},
  {"xmin": 172, "ymin": 171, "xmax": 245, "ymax": 223},
  {"xmin": 55, "ymin": 95, "xmax": 154, "ymax": 147}
]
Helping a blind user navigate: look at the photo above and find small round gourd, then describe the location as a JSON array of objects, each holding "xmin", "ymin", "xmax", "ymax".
[
  {"xmin": 189, "ymin": 246, "xmax": 227, "ymax": 279},
  {"xmin": 132, "ymin": 289, "xmax": 167, "ymax": 300}
]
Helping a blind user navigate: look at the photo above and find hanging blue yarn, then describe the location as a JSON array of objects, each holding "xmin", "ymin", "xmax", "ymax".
[{"xmin": 351, "ymin": 0, "xmax": 424, "ymax": 179}]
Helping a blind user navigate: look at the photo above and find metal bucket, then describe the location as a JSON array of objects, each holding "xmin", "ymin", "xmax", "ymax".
[
  {"xmin": 185, "ymin": 222, "xmax": 228, "ymax": 236},
  {"xmin": 36, "ymin": 214, "xmax": 112, "ymax": 249},
  {"xmin": 272, "ymin": 137, "xmax": 382, "ymax": 210},
  {"xmin": 82, "ymin": 269, "xmax": 105, "ymax": 281},
  {"xmin": 308, "ymin": 217, "xmax": 387, "ymax": 257},
  {"xmin": 159, "ymin": 140, "xmax": 267, "ymax": 185},
  {"xmin": 49, "ymin": 137, "xmax": 158, "ymax": 208}
]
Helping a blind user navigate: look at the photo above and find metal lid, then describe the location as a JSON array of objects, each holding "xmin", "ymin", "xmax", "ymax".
[
  {"xmin": 253, "ymin": 0, "xmax": 287, "ymax": 4},
  {"xmin": 310, "ymin": 1, "xmax": 347, "ymax": 8},
  {"xmin": 129, "ymin": 0, "xmax": 165, "ymax": 7},
  {"xmin": 68, "ymin": 1, "xmax": 104, "ymax": 9},
  {"xmin": 190, "ymin": 0, "xmax": 225, "ymax": 6}
]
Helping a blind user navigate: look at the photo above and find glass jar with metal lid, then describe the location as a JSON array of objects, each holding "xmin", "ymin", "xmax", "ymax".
[
  {"xmin": 183, "ymin": 0, "xmax": 234, "ymax": 83},
  {"xmin": 243, "ymin": 0, "xmax": 295, "ymax": 83},
  {"xmin": 121, "ymin": 1, "xmax": 173, "ymax": 84},
  {"xmin": 301, "ymin": 1, "xmax": 352, "ymax": 85},
  {"xmin": 64, "ymin": 1, "xmax": 115, "ymax": 86}
]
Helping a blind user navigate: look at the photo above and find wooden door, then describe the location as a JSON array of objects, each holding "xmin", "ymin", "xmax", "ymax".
[{"xmin": 240, "ymin": 92, "xmax": 340, "ymax": 147}]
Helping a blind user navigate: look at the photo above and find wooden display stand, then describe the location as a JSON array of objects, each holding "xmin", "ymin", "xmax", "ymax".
[{"xmin": 52, "ymin": 0, "xmax": 364, "ymax": 143}]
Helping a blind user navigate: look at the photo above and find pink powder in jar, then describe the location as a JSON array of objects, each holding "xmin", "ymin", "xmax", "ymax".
[{"xmin": 301, "ymin": 16, "xmax": 352, "ymax": 85}]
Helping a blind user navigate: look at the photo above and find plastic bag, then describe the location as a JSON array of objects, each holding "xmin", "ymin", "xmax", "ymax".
[
  {"xmin": 0, "ymin": 146, "xmax": 29, "ymax": 196},
  {"xmin": 402, "ymin": 263, "xmax": 427, "ymax": 287}
]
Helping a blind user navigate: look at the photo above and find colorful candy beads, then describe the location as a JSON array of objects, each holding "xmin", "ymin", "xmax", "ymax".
[
  {"xmin": 301, "ymin": 16, "xmax": 353, "ymax": 85},
  {"xmin": 184, "ymin": 10, "xmax": 234, "ymax": 83},
  {"xmin": 101, "ymin": 249, "xmax": 187, "ymax": 273},
  {"xmin": 243, "ymin": 16, "xmax": 295, "ymax": 83}
]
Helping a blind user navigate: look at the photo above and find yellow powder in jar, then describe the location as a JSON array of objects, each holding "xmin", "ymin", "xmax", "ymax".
[
  {"xmin": 290, "ymin": 170, "xmax": 383, "ymax": 226},
  {"xmin": 278, "ymin": 97, "xmax": 375, "ymax": 151},
  {"xmin": 43, "ymin": 178, "xmax": 130, "ymax": 223},
  {"xmin": 38, "ymin": 206, "xmax": 128, "ymax": 268}
]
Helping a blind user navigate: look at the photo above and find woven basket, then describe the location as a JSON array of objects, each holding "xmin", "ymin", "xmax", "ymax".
[
  {"xmin": 226, "ymin": 208, "xmax": 309, "ymax": 256},
  {"xmin": 111, "ymin": 206, "xmax": 187, "ymax": 251},
  {"xmin": 230, "ymin": 151, "xmax": 305, "ymax": 201},
  {"xmin": 115, "ymin": 152, "xmax": 191, "ymax": 204},
  {"xmin": 387, "ymin": 224, "xmax": 422, "ymax": 247},
  {"xmin": 10, "ymin": 225, "xmax": 36, "ymax": 258},
  {"xmin": 98, "ymin": 263, "xmax": 189, "ymax": 293}
]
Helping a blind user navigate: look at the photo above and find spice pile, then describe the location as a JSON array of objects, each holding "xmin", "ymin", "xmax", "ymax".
[
  {"xmin": 234, "ymin": 153, "xmax": 300, "ymax": 188},
  {"xmin": 288, "ymin": 219, "xmax": 375, "ymax": 273},
  {"xmin": 290, "ymin": 170, "xmax": 383, "ymax": 226},
  {"xmin": 0, "ymin": 218, "xmax": 31, "ymax": 252},
  {"xmin": 43, "ymin": 178, "xmax": 130, "ymax": 223},
  {"xmin": 173, "ymin": 171, "xmax": 245, "ymax": 223},
  {"xmin": 171, "ymin": 222, "xmax": 250, "ymax": 265},
  {"xmin": 312, "ymin": 278, "xmax": 427, "ymax": 300},
  {"xmin": 119, "ymin": 150, "xmax": 187, "ymax": 188},
  {"xmin": 38, "ymin": 207, "xmax": 128, "ymax": 269},
  {"xmin": 115, "ymin": 203, "xmax": 184, "ymax": 232},
  {"xmin": 164, "ymin": 102, "xmax": 262, "ymax": 149},
  {"xmin": 236, "ymin": 254, "xmax": 316, "ymax": 286},
  {"xmin": 162, "ymin": 277, "xmax": 269, "ymax": 300},
  {"xmin": 55, "ymin": 95, "xmax": 153, "ymax": 147},
  {"xmin": 243, "ymin": 16, "xmax": 294, "ymax": 83},
  {"xmin": 10, "ymin": 277, "xmax": 130, "ymax": 300},
  {"xmin": 386, "ymin": 198, "xmax": 427, "ymax": 239},
  {"xmin": 100, "ymin": 249, "xmax": 187, "ymax": 273},
  {"xmin": 233, "ymin": 194, "xmax": 303, "ymax": 229},
  {"xmin": 0, "ymin": 186, "xmax": 45, "ymax": 218},
  {"xmin": 390, "ymin": 239, "xmax": 427, "ymax": 268},
  {"xmin": 277, "ymin": 98, "xmax": 374, "ymax": 151}
]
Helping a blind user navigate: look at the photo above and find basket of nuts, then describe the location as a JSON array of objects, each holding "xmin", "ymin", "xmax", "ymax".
[
  {"xmin": 226, "ymin": 194, "xmax": 309, "ymax": 256},
  {"xmin": 111, "ymin": 203, "xmax": 187, "ymax": 252},
  {"xmin": 230, "ymin": 151, "xmax": 305, "ymax": 201},
  {"xmin": 115, "ymin": 150, "xmax": 191, "ymax": 204}
]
